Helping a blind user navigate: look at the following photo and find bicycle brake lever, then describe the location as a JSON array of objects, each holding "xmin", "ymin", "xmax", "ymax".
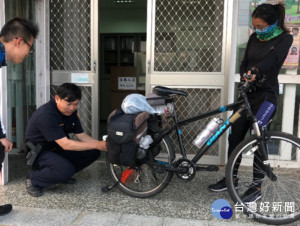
[{"xmin": 239, "ymin": 81, "xmax": 251, "ymax": 92}]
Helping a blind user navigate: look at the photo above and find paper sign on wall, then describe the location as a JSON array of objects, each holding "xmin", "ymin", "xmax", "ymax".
[
  {"xmin": 71, "ymin": 73, "xmax": 89, "ymax": 83},
  {"xmin": 118, "ymin": 77, "xmax": 136, "ymax": 90}
]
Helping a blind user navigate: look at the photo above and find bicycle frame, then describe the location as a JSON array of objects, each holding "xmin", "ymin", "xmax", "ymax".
[
  {"xmin": 150, "ymin": 100, "xmax": 244, "ymax": 163},
  {"xmin": 149, "ymin": 83, "xmax": 270, "ymax": 170}
]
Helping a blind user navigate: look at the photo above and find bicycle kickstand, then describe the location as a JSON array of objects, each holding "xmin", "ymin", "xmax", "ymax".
[{"xmin": 102, "ymin": 182, "xmax": 118, "ymax": 193}]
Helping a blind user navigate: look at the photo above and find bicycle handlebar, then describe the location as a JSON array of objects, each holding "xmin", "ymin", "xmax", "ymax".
[
  {"xmin": 240, "ymin": 67, "xmax": 266, "ymax": 93},
  {"xmin": 245, "ymin": 67, "xmax": 259, "ymax": 80}
]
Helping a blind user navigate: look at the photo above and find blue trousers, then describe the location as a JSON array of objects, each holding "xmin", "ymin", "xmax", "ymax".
[{"xmin": 29, "ymin": 149, "xmax": 100, "ymax": 188}]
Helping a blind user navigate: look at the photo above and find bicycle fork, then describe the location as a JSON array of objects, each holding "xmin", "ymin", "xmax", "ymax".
[
  {"xmin": 231, "ymin": 107, "xmax": 277, "ymax": 182},
  {"xmin": 252, "ymin": 125, "xmax": 277, "ymax": 182},
  {"xmin": 240, "ymin": 88, "xmax": 277, "ymax": 182}
]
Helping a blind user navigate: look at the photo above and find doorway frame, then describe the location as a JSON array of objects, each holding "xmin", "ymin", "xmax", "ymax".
[{"xmin": 146, "ymin": 0, "xmax": 235, "ymax": 165}]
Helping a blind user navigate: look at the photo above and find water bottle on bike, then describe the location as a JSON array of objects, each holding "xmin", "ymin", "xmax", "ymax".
[{"xmin": 193, "ymin": 117, "xmax": 223, "ymax": 148}]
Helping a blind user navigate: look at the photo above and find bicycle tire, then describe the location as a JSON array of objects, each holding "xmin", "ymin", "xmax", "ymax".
[
  {"xmin": 106, "ymin": 135, "xmax": 175, "ymax": 198},
  {"xmin": 226, "ymin": 131, "xmax": 300, "ymax": 224}
]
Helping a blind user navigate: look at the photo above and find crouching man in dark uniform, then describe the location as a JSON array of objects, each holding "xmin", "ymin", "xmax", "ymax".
[{"xmin": 25, "ymin": 83, "xmax": 106, "ymax": 197}]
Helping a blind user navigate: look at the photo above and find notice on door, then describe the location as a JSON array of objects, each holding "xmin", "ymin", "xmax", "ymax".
[
  {"xmin": 71, "ymin": 73, "xmax": 89, "ymax": 83},
  {"xmin": 118, "ymin": 77, "xmax": 136, "ymax": 90}
]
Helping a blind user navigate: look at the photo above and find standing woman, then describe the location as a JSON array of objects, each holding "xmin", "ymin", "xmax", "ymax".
[{"xmin": 208, "ymin": 3, "xmax": 293, "ymax": 202}]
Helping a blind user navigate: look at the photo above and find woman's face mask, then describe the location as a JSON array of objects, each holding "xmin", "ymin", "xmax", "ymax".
[{"xmin": 250, "ymin": 18, "xmax": 278, "ymax": 35}]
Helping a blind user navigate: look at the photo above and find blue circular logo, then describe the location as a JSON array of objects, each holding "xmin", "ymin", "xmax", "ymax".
[{"xmin": 211, "ymin": 199, "xmax": 233, "ymax": 219}]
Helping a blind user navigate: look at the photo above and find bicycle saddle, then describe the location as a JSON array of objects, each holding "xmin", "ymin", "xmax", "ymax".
[{"xmin": 153, "ymin": 86, "xmax": 187, "ymax": 97}]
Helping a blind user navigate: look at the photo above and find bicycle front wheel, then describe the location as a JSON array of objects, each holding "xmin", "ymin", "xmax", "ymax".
[
  {"xmin": 226, "ymin": 131, "xmax": 300, "ymax": 225},
  {"xmin": 106, "ymin": 135, "xmax": 175, "ymax": 198}
]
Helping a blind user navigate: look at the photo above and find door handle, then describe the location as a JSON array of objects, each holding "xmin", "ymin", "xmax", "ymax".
[{"xmin": 94, "ymin": 60, "xmax": 97, "ymax": 73}]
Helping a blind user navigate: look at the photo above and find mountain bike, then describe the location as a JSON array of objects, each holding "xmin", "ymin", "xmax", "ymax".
[{"xmin": 105, "ymin": 78, "xmax": 300, "ymax": 225}]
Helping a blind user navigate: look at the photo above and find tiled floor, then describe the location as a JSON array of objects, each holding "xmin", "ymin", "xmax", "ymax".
[{"xmin": 0, "ymin": 154, "xmax": 280, "ymax": 225}]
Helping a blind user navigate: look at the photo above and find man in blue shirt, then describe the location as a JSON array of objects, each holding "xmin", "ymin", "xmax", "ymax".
[
  {"xmin": 25, "ymin": 83, "xmax": 107, "ymax": 197},
  {"xmin": 0, "ymin": 17, "xmax": 39, "ymax": 216}
]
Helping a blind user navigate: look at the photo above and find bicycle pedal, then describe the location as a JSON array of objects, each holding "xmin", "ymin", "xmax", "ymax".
[{"xmin": 195, "ymin": 165, "xmax": 219, "ymax": 172}]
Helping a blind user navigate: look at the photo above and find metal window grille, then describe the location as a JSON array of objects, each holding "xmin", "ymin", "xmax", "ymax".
[
  {"xmin": 161, "ymin": 88, "xmax": 222, "ymax": 156},
  {"xmin": 50, "ymin": 0, "xmax": 91, "ymax": 71},
  {"xmin": 50, "ymin": 85, "xmax": 92, "ymax": 136},
  {"xmin": 154, "ymin": 0, "xmax": 224, "ymax": 72}
]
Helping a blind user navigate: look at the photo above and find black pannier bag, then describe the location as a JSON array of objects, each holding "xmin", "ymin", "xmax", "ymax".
[
  {"xmin": 145, "ymin": 93, "xmax": 166, "ymax": 158},
  {"xmin": 107, "ymin": 108, "xmax": 149, "ymax": 167},
  {"xmin": 147, "ymin": 114, "xmax": 163, "ymax": 157}
]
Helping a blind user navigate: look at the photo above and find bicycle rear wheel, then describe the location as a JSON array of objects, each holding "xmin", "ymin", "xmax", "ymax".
[
  {"xmin": 106, "ymin": 135, "xmax": 175, "ymax": 198},
  {"xmin": 226, "ymin": 131, "xmax": 300, "ymax": 225}
]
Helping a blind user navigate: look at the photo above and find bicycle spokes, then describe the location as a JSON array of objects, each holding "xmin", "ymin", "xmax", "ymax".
[{"xmin": 226, "ymin": 132, "xmax": 300, "ymax": 224}]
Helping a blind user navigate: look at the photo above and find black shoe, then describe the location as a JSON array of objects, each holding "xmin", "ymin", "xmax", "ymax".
[
  {"xmin": 62, "ymin": 178, "xmax": 77, "ymax": 184},
  {"xmin": 25, "ymin": 178, "xmax": 43, "ymax": 197},
  {"xmin": 208, "ymin": 177, "xmax": 239, "ymax": 192},
  {"xmin": 0, "ymin": 204, "xmax": 12, "ymax": 216},
  {"xmin": 241, "ymin": 185, "xmax": 262, "ymax": 202}
]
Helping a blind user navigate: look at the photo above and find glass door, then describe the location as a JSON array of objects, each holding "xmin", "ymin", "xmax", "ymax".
[
  {"xmin": 0, "ymin": 0, "xmax": 37, "ymax": 184},
  {"xmin": 5, "ymin": 0, "xmax": 36, "ymax": 151}
]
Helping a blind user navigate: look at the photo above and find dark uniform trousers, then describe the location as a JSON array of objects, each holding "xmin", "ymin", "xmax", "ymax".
[
  {"xmin": 0, "ymin": 143, "xmax": 5, "ymax": 171},
  {"xmin": 29, "ymin": 148, "xmax": 100, "ymax": 188}
]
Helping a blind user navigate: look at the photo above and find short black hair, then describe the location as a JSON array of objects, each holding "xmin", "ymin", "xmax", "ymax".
[
  {"xmin": 0, "ymin": 17, "xmax": 39, "ymax": 42},
  {"xmin": 56, "ymin": 83, "xmax": 82, "ymax": 102}
]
